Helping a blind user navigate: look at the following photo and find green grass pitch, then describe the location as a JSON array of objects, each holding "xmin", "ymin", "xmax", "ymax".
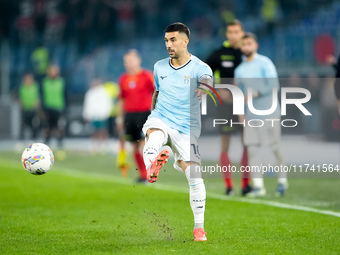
[{"xmin": 0, "ymin": 151, "xmax": 339, "ymax": 254}]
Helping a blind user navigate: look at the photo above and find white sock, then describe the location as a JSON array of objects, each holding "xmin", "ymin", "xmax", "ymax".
[
  {"xmin": 185, "ymin": 165, "xmax": 206, "ymax": 229},
  {"xmin": 278, "ymin": 178, "xmax": 288, "ymax": 186},
  {"xmin": 253, "ymin": 178, "xmax": 264, "ymax": 189},
  {"xmin": 272, "ymin": 145, "xmax": 288, "ymax": 186},
  {"xmin": 143, "ymin": 131, "xmax": 164, "ymax": 169},
  {"xmin": 248, "ymin": 145, "xmax": 265, "ymax": 189}
]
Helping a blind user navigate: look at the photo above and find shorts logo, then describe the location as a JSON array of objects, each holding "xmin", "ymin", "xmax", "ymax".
[{"xmin": 183, "ymin": 75, "xmax": 192, "ymax": 84}]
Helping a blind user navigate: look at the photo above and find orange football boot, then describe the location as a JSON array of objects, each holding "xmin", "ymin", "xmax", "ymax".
[
  {"xmin": 193, "ymin": 228, "xmax": 207, "ymax": 241},
  {"xmin": 146, "ymin": 149, "xmax": 169, "ymax": 183}
]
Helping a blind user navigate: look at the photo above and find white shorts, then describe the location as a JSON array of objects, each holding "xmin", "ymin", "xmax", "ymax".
[
  {"xmin": 142, "ymin": 117, "xmax": 201, "ymax": 172},
  {"xmin": 244, "ymin": 120, "xmax": 281, "ymax": 147}
]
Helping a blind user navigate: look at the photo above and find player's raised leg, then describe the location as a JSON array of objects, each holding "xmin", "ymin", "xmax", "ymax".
[{"xmin": 143, "ymin": 128, "xmax": 169, "ymax": 183}]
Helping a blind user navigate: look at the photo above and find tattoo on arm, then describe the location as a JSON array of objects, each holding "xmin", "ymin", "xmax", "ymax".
[{"xmin": 151, "ymin": 90, "xmax": 159, "ymax": 110}]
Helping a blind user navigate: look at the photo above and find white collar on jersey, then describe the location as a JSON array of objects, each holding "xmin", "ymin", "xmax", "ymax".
[{"xmin": 169, "ymin": 54, "xmax": 193, "ymax": 70}]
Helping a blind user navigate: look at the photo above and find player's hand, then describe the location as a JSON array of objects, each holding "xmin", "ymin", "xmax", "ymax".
[
  {"xmin": 195, "ymin": 86, "xmax": 207, "ymax": 100},
  {"xmin": 244, "ymin": 94, "xmax": 248, "ymax": 103}
]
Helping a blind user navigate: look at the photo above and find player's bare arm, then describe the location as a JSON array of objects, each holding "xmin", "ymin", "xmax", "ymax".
[
  {"xmin": 151, "ymin": 90, "xmax": 159, "ymax": 110},
  {"xmin": 116, "ymin": 98, "xmax": 124, "ymax": 131}
]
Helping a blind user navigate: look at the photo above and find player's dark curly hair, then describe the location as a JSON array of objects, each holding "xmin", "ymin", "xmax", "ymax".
[
  {"xmin": 243, "ymin": 32, "xmax": 257, "ymax": 42},
  {"xmin": 164, "ymin": 22, "xmax": 190, "ymax": 39}
]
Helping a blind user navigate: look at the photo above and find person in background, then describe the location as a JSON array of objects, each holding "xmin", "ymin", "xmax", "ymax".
[
  {"xmin": 19, "ymin": 73, "xmax": 40, "ymax": 142},
  {"xmin": 42, "ymin": 65, "xmax": 66, "ymax": 153},
  {"xmin": 31, "ymin": 44, "xmax": 49, "ymax": 86},
  {"xmin": 235, "ymin": 32, "xmax": 288, "ymax": 197},
  {"xmin": 83, "ymin": 79, "xmax": 112, "ymax": 154},
  {"xmin": 117, "ymin": 49, "xmax": 155, "ymax": 182},
  {"xmin": 205, "ymin": 19, "xmax": 251, "ymax": 196}
]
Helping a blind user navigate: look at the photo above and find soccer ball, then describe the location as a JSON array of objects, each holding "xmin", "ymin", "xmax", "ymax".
[{"xmin": 21, "ymin": 143, "xmax": 54, "ymax": 175}]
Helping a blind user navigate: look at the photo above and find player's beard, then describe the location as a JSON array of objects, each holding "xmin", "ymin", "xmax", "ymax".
[
  {"xmin": 168, "ymin": 49, "xmax": 178, "ymax": 59},
  {"xmin": 243, "ymin": 51, "xmax": 254, "ymax": 58}
]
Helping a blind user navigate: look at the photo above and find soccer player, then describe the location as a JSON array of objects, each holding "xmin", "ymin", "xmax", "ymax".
[
  {"xmin": 235, "ymin": 33, "xmax": 288, "ymax": 197},
  {"xmin": 206, "ymin": 19, "xmax": 251, "ymax": 196},
  {"xmin": 117, "ymin": 49, "xmax": 155, "ymax": 182},
  {"xmin": 42, "ymin": 65, "xmax": 66, "ymax": 151},
  {"xmin": 142, "ymin": 23, "xmax": 212, "ymax": 241}
]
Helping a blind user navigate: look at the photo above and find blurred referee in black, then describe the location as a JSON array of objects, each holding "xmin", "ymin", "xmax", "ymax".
[{"xmin": 206, "ymin": 20, "xmax": 251, "ymax": 196}]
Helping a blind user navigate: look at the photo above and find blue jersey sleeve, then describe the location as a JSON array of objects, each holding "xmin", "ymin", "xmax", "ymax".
[
  {"xmin": 196, "ymin": 63, "xmax": 213, "ymax": 86},
  {"xmin": 200, "ymin": 63, "xmax": 213, "ymax": 77},
  {"xmin": 258, "ymin": 58, "xmax": 279, "ymax": 96}
]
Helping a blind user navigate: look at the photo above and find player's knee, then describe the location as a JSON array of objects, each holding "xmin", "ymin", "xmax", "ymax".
[
  {"xmin": 146, "ymin": 128, "xmax": 164, "ymax": 139},
  {"xmin": 177, "ymin": 160, "xmax": 188, "ymax": 172},
  {"xmin": 183, "ymin": 162, "xmax": 203, "ymax": 180}
]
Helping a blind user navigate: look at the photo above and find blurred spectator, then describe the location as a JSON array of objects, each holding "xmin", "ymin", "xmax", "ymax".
[
  {"xmin": 42, "ymin": 65, "xmax": 66, "ymax": 150},
  {"xmin": 31, "ymin": 44, "xmax": 49, "ymax": 85},
  {"xmin": 83, "ymin": 79, "xmax": 112, "ymax": 153},
  {"xmin": 261, "ymin": 0, "xmax": 281, "ymax": 34},
  {"xmin": 19, "ymin": 73, "xmax": 40, "ymax": 141}
]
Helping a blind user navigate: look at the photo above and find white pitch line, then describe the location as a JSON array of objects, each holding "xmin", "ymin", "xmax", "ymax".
[
  {"xmin": 152, "ymin": 183, "xmax": 340, "ymax": 218},
  {"xmin": 5, "ymin": 158, "xmax": 340, "ymax": 219},
  {"xmin": 55, "ymin": 168, "xmax": 340, "ymax": 218}
]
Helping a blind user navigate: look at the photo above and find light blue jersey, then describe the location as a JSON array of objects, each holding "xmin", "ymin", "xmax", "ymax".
[
  {"xmin": 235, "ymin": 53, "xmax": 280, "ymax": 120},
  {"xmin": 148, "ymin": 55, "xmax": 212, "ymax": 139}
]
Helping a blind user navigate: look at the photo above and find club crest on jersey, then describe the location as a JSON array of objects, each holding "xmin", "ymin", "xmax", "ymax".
[{"xmin": 183, "ymin": 75, "xmax": 191, "ymax": 84}]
